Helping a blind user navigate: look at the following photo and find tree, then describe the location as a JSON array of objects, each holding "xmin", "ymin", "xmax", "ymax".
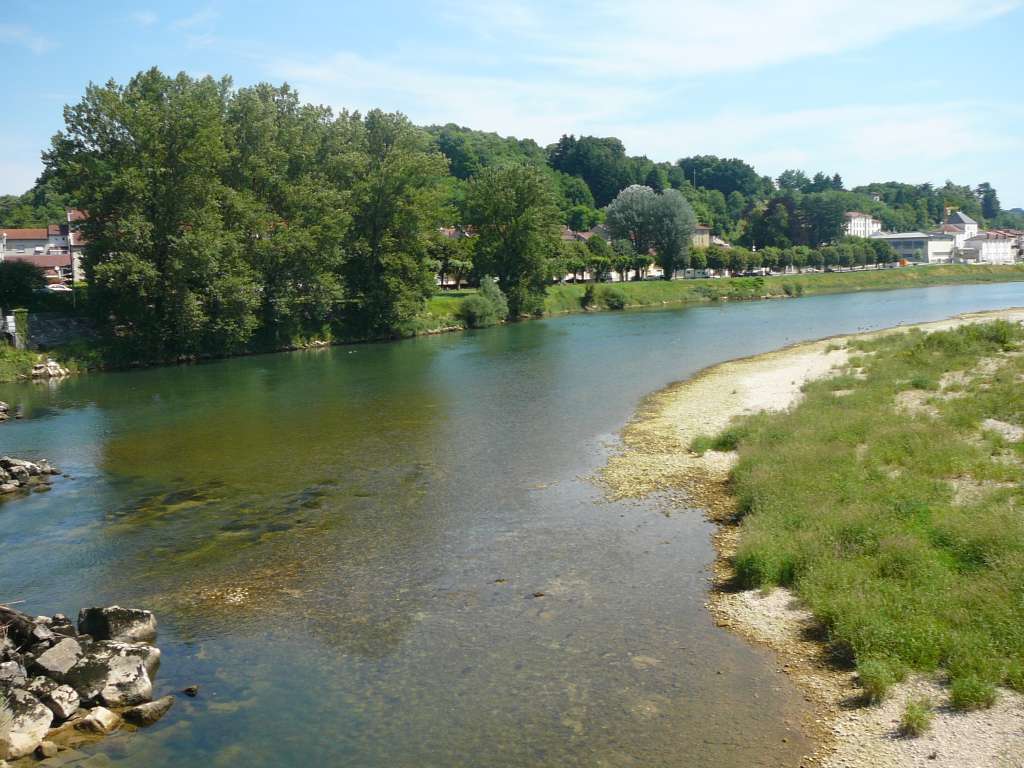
[
  {"xmin": 45, "ymin": 68, "xmax": 256, "ymax": 358},
  {"xmin": 606, "ymin": 185, "xmax": 657, "ymax": 261},
  {"xmin": 649, "ymin": 189, "xmax": 697, "ymax": 279},
  {"xmin": 339, "ymin": 110, "xmax": 449, "ymax": 338},
  {"xmin": 611, "ymin": 239, "xmax": 637, "ymax": 282},
  {"xmin": 777, "ymin": 169, "xmax": 810, "ymax": 192},
  {"xmin": 975, "ymin": 182, "xmax": 1001, "ymax": 221},
  {"xmin": 676, "ymin": 155, "xmax": 769, "ymax": 199},
  {"xmin": 464, "ymin": 163, "xmax": 561, "ymax": 317},
  {"xmin": 586, "ymin": 235, "xmax": 613, "ymax": 282},
  {"xmin": 0, "ymin": 261, "xmax": 47, "ymax": 309}
]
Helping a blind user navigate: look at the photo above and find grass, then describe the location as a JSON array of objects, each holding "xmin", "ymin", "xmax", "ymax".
[
  {"xmin": 708, "ymin": 320, "xmax": 1024, "ymax": 706},
  {"xmin": 0, "ymin": 342, "xmax": 43, "ymax": 382},
  {"xmin": 899, "ymin": 697, "xmax": 934, "ymax": 736}
]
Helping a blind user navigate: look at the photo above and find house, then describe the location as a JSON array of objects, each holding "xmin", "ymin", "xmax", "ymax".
[
  {"xmin": 944, "ymin": 209, "xmax": 978, "ymax": 239},
  {"xmin": 0, "ymin": 209, "xmax": 87, "ymax": 283},
  {"xmin": 691, "ymin": 224, "xmax": 711, "ymax": 249},
  {"xmin": 963, "ymin": 232, "xmax": 1014, "ymax": 264},
  {"xmin": 870, "ymin": 231, "xmax": 954, "ymax": 263},
  {"xmin": 987, "ymin": 229, "xmax": 1024, "ymax": 260},
  {"xmin": 843, "ymin": 212, "xmax": 882, "ymax": 238}
]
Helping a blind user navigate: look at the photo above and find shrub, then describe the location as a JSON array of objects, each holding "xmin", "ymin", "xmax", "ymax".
[
  {"xmin": 949, "ymin": 675, "xmax": 997, "ymax": 710},
  {"xmin": 601, "ymin": 286, "xmax": 628, "ymax": 310},
  {"xmin": 457, "ymin": 277, "xmax": 508, "ymax": 329},
  {"xmin": 580, "ymin": 284, "xmax": 597, "ymax": 309},
  {"xmin": 898, "ymin": 698, "xmax": 933, "ymax": 737},
  {"xmin": 858, "ymin": 657, "xmax": 901, "ymax": 703}
]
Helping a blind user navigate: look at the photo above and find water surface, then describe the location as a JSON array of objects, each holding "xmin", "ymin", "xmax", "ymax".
[{"xmin": 2, "ymin": 282, "xmax": 1022, "ymax": 767}]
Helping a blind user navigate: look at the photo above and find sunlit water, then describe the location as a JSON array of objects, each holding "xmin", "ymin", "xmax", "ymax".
[{"xmin": 2, "ymin": 282, "xmax": 1022, "ymax": 767}]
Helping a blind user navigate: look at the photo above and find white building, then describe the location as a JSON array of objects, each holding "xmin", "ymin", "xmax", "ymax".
[
  {"xmin": 843, "ymin": 211, "xmax": 882, "ymax": 238},
  {"xmin": 870, "ymin": 231, "xmax": 954, "ymax": 263},
  {"xmin": 964, "ymin": 233, "xmax": 1014, "ymax": 264},
  {"xmin": 945, "ymin": 210, "xmax": 978, "ymax": 239}
]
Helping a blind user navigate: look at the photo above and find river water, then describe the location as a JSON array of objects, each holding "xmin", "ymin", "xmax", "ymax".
[{"xmin": 1, "ymin": 282, "xmax": 1022, "ymax": 767}]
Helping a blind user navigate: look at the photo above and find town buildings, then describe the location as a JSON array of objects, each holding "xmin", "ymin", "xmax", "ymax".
[{"xmin": 0, "ymin": 209, "xmax": 86, "ymax": 283}]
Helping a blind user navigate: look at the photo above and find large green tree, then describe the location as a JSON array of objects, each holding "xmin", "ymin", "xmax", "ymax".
[{"xmin": 464, "ymin": 164, "xmax": 561, "ymax": 317}]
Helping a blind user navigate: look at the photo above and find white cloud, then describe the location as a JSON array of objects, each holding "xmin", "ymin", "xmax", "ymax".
[
  {"xmin": 131, "ymin": 10, "xmax": 158, "ymax": 27},
  {"xmin": 0, "ymin": 23, "xmax": 55, "ymax": 55}
]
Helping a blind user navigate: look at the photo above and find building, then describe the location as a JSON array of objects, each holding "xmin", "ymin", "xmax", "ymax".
[
  {"xmin": 843, "ymin": 212, "xmax": 882, "ymax": 238},
  {"xmin": 870, "ymin": 231, "xmax": 954, "ymax": 263},
  {"xmin": 944, "ymin": 210, "xmax": 978, "ymax": 239},
  {"xmin": 964, "ymin": 232, "xmax": 1014, "ymax": 264},
  {"xmin": 691, "ymin": 224, "xmax": 711, "ymax": 249}
]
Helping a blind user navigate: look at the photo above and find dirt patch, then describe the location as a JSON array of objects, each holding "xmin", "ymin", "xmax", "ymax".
[
  {"xmin": 894, "ymin": 390, "xmax": 939, "ymax": 418},
  {"xmin": 982, "ymin": 418, "xmax": 1024, "ymax": 443}
]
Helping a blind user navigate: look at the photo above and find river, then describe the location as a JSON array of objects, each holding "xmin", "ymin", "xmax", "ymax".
[{"xmin": 1, "ymin": 282, "xmax": 1022, "ymax": 767}]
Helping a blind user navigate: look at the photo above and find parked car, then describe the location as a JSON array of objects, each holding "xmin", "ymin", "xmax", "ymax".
[{"xmin": 45, "ymin": 283, "xmax": 73, "ymax": 292}]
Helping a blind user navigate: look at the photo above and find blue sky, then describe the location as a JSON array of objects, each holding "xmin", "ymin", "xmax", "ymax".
[{"xmin": 3, "ymin": 0, "xmax": 1023, "ymax": 206}]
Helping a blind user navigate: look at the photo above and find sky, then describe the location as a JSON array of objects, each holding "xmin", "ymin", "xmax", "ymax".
[{"xmin": 3, "ymin": 0, "xmax": 1023, "ymax": 206}]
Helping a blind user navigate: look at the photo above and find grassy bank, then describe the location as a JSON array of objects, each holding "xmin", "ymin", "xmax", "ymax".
[
  {"xmin": 0, "ymin": 344, "xmax": 42, "ymax": 382},
  {"xmin": 428, "ymin": 264, "xmax": 1024, "ymax": 327},
  {"xmin": 707, "ymin": 320, "xmax": 1024, "ymax": 706}
]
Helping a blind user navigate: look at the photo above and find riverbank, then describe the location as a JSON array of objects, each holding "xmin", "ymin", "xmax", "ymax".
[
  {"xmin": 600, "ymin": 307, "xmax": 1024, "ymax": 767},
  {"xmin": 3, "ymin": 264, "xmax": 1024, "ymax": 385}
]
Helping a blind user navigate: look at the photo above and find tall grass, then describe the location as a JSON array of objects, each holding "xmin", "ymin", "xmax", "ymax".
[{"xmin": 719, "ymin": 321, "xmax": 1024, "ymax": 706}]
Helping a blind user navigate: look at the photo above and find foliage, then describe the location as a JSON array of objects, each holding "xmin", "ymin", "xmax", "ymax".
[
  {"xmin": 463, "ymin": 163, "xmax": 561, "ymax": 317},
  {"xmin": 599, "ymin": 286, "xmax": 627, "ymax": 310},
  {"xmin": 456, "ymin": 276, "xmax": 508, "ymax": 328},
  {"xmin": 0, "ymin": 261, "xmax": 47, "ymax": 309}
]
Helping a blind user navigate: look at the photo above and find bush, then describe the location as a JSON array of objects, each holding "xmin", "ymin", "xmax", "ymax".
[
  {"xmin": 580, "ymin": 284, "xmax": 597, "ymax": 309},
  {"xmin": 949, "ymin": 675, "xmax": 997, "ymax": 710},
  {"xmin": 858, "ymin": 657, "xmax": 902, "ymax": 703},
  {"xmin": 0, "ymin": 261, "xmax": 46, "ymax": 310},
  {"xmin": 600, "ymin": 286, "xmax": 628, "ymax": 310},
  {"xmin": 898, "ymin": 698, "xmax": 933, "ymax": 737},
  {"xmin": 457, "ymin": 277, "xmax": 508, "ymax": 329}
]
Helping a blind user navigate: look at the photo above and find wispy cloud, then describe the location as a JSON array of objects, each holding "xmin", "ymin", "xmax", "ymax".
[
  {"xmin": 172, "ymin": 6, "xmax": 219, "ymax": 30},
  {"xmin": 131, "ymin": 10, "xmax": 158, "ymax": 27},
  {"xmin": 0, "ymin": 23, "xmax": 55, "ymax": 55},
  {"xmin": 444, "ymin": 0, "xmax": 1020, "ymax": 80}
]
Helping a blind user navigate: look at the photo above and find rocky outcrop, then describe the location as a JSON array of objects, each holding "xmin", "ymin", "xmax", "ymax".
[
  {"xmin": 0, "ymin": 456, "xmax": 61, "ymax": 497},
  {"xmin": 0, "ymin": 401, "xmax": 7, "ymax": 422},
  {"xmin": 0, "ymin": 603, "xmax": 167, "ymax": 760}
]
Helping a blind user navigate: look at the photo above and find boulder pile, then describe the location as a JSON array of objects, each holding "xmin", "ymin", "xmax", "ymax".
[
  {"xmin": 0, "ymin": 457, "xmax": 59, "ymax": 497},
  {"xmin": 0, "ymin": 605, "xmax": 172, "ymax": 762},
  {"xmin": 0, "ymin": 402, "xmax": 8, "ymax": 423},
  {"xmin": 30, "ymin": 360, "xmax": 68, "ymax": 380}
]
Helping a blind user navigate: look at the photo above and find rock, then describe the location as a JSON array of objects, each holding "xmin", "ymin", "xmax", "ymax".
[
  {"xmin": 29, "ymin": 637, "xmax": 82, "ymax": 680},
  {"xmin": 63, "ymin": 641, "xmax": 158, "ymax": 707},
  {"xmin": 36, "ymin": 740, "xmax": 58, "ymax": 758},
  {"xmin": 25, "ymin": 677, "xmax": 80, "ymax": 721},
  {"xmin": 0, "ymin": 484, "xmax": 16, "ymax": 494},
  {"xmin": 6, "ymin": 466, "xmax": 29, "ymax": 484},
  {"xmin": 0, "ymin": 401, "xmax": 8, "ymax": 413},
  {"xmin": 1, "ymin": 687, "xmax": 54, "ymax": 759},
  {"xmin": 77, "ymin": 607, "xmax": 157, "ymax": 644},
  {"xmin": 49, "ymin": 614, "xmax": 76, "ymax": 638},
  {"xmin": 0, "ymin": 662, "xmax": 26, "ymax": 685},
  {"xmin": 123, "ymin": 695, "xmax": 174, "ymax": 727},
  {"xmin": 182, "ymin": 685, "xmax": 199, "ymax": 697},
  {"xmin": 75, "ymin": 706, "xmax": 120, "ymax": 735}
]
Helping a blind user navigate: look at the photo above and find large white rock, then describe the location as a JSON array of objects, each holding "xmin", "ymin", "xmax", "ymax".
[
  {"xmin": 63, "ymin": 642, "xmax": 157, "ymax": 707},
  {"xmin": 1, "ymin": 688, "xmax": 53, "ymax": 760}
]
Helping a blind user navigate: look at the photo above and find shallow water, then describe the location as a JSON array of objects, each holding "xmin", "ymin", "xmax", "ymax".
[{"xmin": 2, "ymin": 282, "xmax": 1022, "ymax": 767}]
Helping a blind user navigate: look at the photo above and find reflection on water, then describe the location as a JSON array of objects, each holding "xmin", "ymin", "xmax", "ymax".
[{"xmin": 1, "ymin": 282, "xmax": 1022, "ymax": 766}]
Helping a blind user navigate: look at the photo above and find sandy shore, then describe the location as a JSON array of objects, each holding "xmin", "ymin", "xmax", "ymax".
[{"xmin": 600, "ymin": 308, "xmax": 1024, "ymax": 768}]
